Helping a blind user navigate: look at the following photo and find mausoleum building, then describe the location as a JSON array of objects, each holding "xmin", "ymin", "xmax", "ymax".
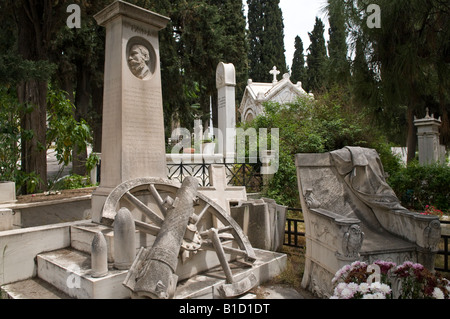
[{"xmin": 239, "ymin": 67, "xmax": 312, "ymax": 122}]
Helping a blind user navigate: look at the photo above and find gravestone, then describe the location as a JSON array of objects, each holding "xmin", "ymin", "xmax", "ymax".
[
  {"xmin": 231, "ymin": 198, "xmax": 287, "ymax": 252},
  {"xmin": 91, "ymin": 1, "xmax": 170, "ymax": 222},
  {"xmin": 295, "ymin": 147, "xmax": 441, "ymax": 297},
  {"xmin": 216, "ymin": 62, "xmax": 236, "ymax": 162}
]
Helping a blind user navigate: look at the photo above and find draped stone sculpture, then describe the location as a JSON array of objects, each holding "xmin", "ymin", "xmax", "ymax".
[{"xmin": 296, "ymin": 147, "xmax": 441, "ymax": 298}]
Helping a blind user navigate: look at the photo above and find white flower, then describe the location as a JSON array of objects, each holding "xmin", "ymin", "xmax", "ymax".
[
  {"xmin": 341, "ymin": 288, "xmax": 354, "ymax": 299},
  {"xmin": 335, "ymin": 282, "xmax": 347, "ymax": 294},
  {"xmin": 432, "ymin": 287, "xmax": 445, "ymax": 299},
  {"xmin": 370, "ymin": 281, "xmax": 382, "ymax": 291},
  {"xmin": 378, "ymin": 283, "xmax": 392, "ymax": 295},
  {"xmin": 359, "ymin": 283, "xmax": 370, "ymax": 294},
  {"xmin": 372, "ymin": 292, "xmax": 386, "ymax": 299},
  {"xmin": 347, "ymin": 282, "xmax": 359, "ymax": 292},
  {"xmin": 362, "ymin": 294, "xmax": 374, "ymax": 299}
]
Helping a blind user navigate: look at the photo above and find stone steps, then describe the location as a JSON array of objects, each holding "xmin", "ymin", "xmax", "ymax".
[
  {"xmin": 37, "ymin": 248, "xmax": 130, "ymax": 299},
  {"xmin": 1, "ymin": 222, "xmax": 287, "ymax": 299},
  {"xmin": 1, "ymin": 277, "xmax": 70, "ymax": 299}
]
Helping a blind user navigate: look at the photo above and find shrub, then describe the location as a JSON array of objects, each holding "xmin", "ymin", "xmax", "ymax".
[
  {"xmin": 241, "ymin": 94, "xmax": 402, "ymax": 207},
  {"xmin": 388, "ymin": 161, "xmax": 450, "ymax": 213}
]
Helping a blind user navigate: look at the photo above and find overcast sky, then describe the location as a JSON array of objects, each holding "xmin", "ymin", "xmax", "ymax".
[
  {"xmin": 243, "ymin": 0, "xmax": 330, "ymax": 69},
  {"xmin": 280, "ymin": 0, "xmax": 330, "ymax": 68}
]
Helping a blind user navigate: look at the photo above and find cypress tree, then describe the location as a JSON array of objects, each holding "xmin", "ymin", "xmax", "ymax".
[
  {"xmin": 210, "ymin": 0, "xmax": 249, "ymax": 126},
  {"xmin": 326, "ymin": 0, "xmax": 350, "ymax": 87},
  {"xmin": 291, "ymin": 36, "xmax": 306, "ymax": 84},
  {"xmin": 305, "ymin": 17, "xmax": 328, "ymax": 93},
  {"xmin": 247, "ymin": 0, "xmax": 287, "ymax": 82}
]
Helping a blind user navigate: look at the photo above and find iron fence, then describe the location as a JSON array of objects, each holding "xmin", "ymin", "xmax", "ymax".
[
  {"xmin": 167, "ymin": 159, "xmax": 264, "ymax": 193},
  {"xmin": 284, "ymin": 208, "xmax": 305, "ymax": 248},
  {"xmin": 436, "ymin": 220, "xmax": 450, "ymax": 273}
]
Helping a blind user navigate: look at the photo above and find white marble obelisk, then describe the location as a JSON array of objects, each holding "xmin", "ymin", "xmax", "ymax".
[{"xmin": 91, "ymin": 1, "xmax": 170, "ymax": 222}]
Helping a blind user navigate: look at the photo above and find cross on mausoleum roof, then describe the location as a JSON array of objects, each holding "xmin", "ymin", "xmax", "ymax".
[{"xmin": 270, "ymin": 66, "xmax": 280, "ymax": 84}]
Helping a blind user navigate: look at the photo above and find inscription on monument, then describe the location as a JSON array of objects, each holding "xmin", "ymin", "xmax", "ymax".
[{"xmin": 218, "ymin": 96, "xmax": 226, "ymax": 109}]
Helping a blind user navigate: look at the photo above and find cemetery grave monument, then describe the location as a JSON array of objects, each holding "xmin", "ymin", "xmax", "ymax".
[
  {"xmin": 295, "ymin": 146, "xmax": 441, "ymax": 298},
  {"xmin": 0, "ymin": 1, "xmax": 286, "ymax": 299}
]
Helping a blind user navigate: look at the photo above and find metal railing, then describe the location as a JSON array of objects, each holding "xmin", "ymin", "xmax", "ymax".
[
  {"xmin": 435, "ymin": 220, "xmax": 450, "ymax": 273},
  {"xmin": 284, "ymin": 208, "xmax": 305, "ymax": 248},
  {"xmin": 166, "ymin": 159, "xmax": 264, "ymax": 193}
]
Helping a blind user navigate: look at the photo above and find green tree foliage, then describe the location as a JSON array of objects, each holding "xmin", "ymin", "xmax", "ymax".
[
  {"xmin": 305, "ymin": 17, "xmax": 328, "ymax": 94},
  {"xmin": 337, "ymin": 0, "xmax": 450, "ymax": 162},
  {"xmin": 247, "ymin": 0, "xmax": 287, "ymax": 82},
  {"xmin": 145, "ymin": 0, "xmax": 248, "ymax": 133},
  {"xmin": 50, "ymin": 1, "xmax": 108, "ymax": 176},
  {"xmin": 0, "ymin": 0, "xmax": 67, "ymax": 193},
  {"xmin": 0, "ymin": 87, "xmax": 21, "ymax": 183},
  {"xmin": 290, "ymin": 36, "xmax": 306, "ymax": 84},
  {"xmin": 46, "ymin": 87, "xmax": 92, "ymax": 171},
  {"xmin": 242, "ymin": 92, "xmax": 400, "ymax": 207},
  {"xmin": 0, "ymin": 0, "xmax": 249, "ymax": 194},
  {"xmin": 326, "ymin": 0, "xmax": 350, "ymax": 88}
]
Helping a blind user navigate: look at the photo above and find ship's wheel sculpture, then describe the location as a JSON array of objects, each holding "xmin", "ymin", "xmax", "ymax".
[{"xmin": 100, "ymin": 177, "xmax": 257, "ymax": 299}]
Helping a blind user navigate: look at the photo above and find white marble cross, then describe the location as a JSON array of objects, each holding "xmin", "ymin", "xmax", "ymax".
[
  {"xmin": 270, "ymin": 66, "xmax": 280, "ymax": 83},
  {"xmin": 199, "ymin": 164, "xmax": 247, "ymax": 215}
]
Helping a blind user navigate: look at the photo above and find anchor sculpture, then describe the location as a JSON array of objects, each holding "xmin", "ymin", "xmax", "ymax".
[{"xmin": 99, "ymin": 176, "xmax": 258, "ymax": 299}]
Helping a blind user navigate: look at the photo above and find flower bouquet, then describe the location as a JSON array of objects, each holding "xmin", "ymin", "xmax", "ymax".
[{"xmin": 331, "ymin": 260, "xmax": 450, "ymax": 299}]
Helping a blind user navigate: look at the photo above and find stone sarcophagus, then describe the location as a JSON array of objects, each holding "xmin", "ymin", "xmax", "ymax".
[{"xmin": 295, "ymin": 147, "xmax": 441, "ymax": 298}]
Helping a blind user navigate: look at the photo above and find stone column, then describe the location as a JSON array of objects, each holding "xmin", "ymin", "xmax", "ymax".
[
  {"xmin": 414, "ymin": 108, "xmax": 443, "ymax": 165},
  {"xmin": 91, "ymin": 1, "xmax": 170, "ymax": 222},
  {"xmin": 216, "ymin": 62, "xmax": 236, "ymax": 162}
]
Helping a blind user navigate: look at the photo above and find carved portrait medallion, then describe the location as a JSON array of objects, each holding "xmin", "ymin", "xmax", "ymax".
[{"xmin": 126, "ymin": 37, "xmax": 156, "ymax": 80}]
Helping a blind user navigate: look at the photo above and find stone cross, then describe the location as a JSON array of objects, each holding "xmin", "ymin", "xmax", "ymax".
[
  {"xmin": 270, "ymin": 66, "xmax": 280, "ymax": 84},
  {"xmin": 198, "ymin": 164, "xmax": 247, "ymax": 215},
  {"xmin": 91, "ymin": 1, "xmax": 170, "ymax": 222}
]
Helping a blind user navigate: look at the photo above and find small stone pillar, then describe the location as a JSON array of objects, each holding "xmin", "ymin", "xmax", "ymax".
[
  {"xmin": 91, "ymin": 232, "xmax": 108, "ymax": 278},
  {"xmin": 114, "ymin": 207, "xmax": 136, "ymax": 270},
  {"xmin": 414, "ymin": 108, "xmax": 443, "ymax": 165},
  {"xmin": 0, "ymin": 182, "xmax": 16, "ymax": 204}
]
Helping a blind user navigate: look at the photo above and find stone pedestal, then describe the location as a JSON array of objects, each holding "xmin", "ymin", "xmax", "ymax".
[
  {"xmin": 91, "ymin": 1, "xmax": 170, "ymax": 222},
  {"xmin": 414, "ymin": 109, "xmax": 444, "ymax": 165},
  {"xmin": 0, "ymin": 182, "xmax": 16, "ymax": 204},
  {"xmin": 216, "ymin": 62, "xmax": 236, "ymax": 162}
]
